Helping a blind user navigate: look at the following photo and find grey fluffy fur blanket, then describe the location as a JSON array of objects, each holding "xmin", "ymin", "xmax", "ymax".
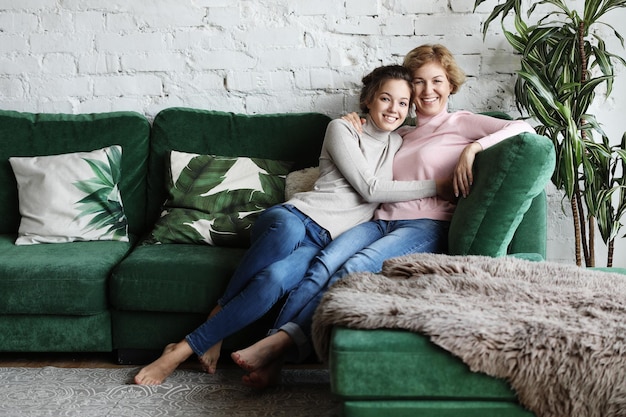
[{"xmin": 311, "ymin": 253, "xmax": 626, "ymax": 417}]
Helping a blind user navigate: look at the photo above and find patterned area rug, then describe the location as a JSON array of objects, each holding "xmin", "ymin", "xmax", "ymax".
[{"xmin": 0, "ymin": 366, "xmax": 340, "ymax": 417}]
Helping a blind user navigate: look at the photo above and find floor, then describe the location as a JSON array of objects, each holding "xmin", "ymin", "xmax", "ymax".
[
  {"xmin": 0, "ymin": 351, "xmax": 202, "ymax": 369},
  {"xmin": 0, "ymin": 353, "xmax": 338, "ymax": 417},
  {"xmin": 0, "ymin": 351, "xmax": 322, "ymax": 371}
]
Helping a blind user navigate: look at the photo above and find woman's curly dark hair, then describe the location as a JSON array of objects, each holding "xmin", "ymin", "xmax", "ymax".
[{"xmin": 359, "ymin": 65, "xmax": 413, "ymax": 113}]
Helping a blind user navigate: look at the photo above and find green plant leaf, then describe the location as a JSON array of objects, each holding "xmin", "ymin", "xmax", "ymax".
[
  {"xmin": 590, "ymin": 0, "xmax": 626, "ymax": 23},
  {"xmin": 547, "ymin": 36, "xmax": 572, "ymax": 77},
  {"xmin": 580, "ymin": 114, "xmax": 607, "ymax": 138},
  {"xmin": 503, "ymin": 32, "xmax": 524, "ymax": 55},
  {"xmin": 477, "ymin": 0, "xmax": 519, "ymax": 38},
  {"xmin": 535, "ymin": 0, "xmax": 571, "ymax": 15},
  {"xmin": 524, "ymin": 87, "xmax": 562, "ymax": 127},
  {"xmin": 518, "ymin": 70, "xmax": 560, "ymax": 111}
]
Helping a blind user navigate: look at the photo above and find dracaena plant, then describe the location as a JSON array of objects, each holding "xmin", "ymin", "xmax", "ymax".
[
  {"xmin": 583, "ymin": 133, "xmax": 626, "ymax": 266},
  {"xmin": 474, "ymin": 0, "xmax": 626, "ymax": 267}
]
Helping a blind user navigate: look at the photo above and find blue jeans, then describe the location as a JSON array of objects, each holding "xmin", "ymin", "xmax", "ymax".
[
  {"xmin": 185, "ymin": 204, "xmax": 332, "ymax": 356},
  {"xmin": 273, "ymin": 218, "xmax": 449, "ymax": 360}
]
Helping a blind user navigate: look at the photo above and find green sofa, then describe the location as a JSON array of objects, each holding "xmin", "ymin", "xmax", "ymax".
[
  {"xmin": 1, "ymin": 107, "xmax": 557, "ymax": 416},
  {"xmin": 0, "ymin": 107, "xmax": 329, "ymax": 357}
]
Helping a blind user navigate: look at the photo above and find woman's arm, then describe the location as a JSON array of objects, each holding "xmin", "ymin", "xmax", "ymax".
[
  {"xmin": 463, "ymin": 112, "xmax": 535, "ymax": 149},
  {"xmin": 323, "ymin": 119, "xmax": 437, "ymax": 203},
  {"xmin": 340, "ymin": 113, "xmax": 455, "ymax": 201}
]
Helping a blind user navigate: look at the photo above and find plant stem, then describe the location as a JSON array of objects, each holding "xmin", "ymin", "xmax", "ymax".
[
  {"xmin": 588, "ymin": 216, "xmax": 595, "ymax": 267},
  {"xmin": 577, "ymin": 20, "xmax": 593, "ymax": 267},
  {"xmin": 579, "ymin": 21, "xmax": 587, "ymax": 84},
  {"xmin": 575, "ymin": 186, "xmax": 591, "ymax": 266},
  {"xmin": 571, "ymin": 195, "xmax": 582, "ymax": 266}
]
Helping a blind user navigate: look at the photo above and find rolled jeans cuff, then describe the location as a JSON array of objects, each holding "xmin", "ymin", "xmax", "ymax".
[{"xmin": 273, "ymin": 322, "xmax": 311, "ymax": 363}]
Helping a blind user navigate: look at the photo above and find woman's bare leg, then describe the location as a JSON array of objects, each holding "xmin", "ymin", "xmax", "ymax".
[
  {"xmin": 231, "ymin": 330, "xmax": 293, "ymax": 372},
  {"xmin": 134, "ymin": 340, "xmax": 194, "ymax": 385},
  {"xmin": 198, "ymin": 304, "xmax": 223, "ymax": 374}
]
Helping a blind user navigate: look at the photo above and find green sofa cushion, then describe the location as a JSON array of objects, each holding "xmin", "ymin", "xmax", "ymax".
[
  {"xmin": 0, "ymin": 234, "xmax": 133, "ymax": 315},
  {"xmin": 110, "ymin": 243, "xmax": 246, "ymax": 313},
  {"xmin": 0, "ymin": 110, "xmax": 150, "ymax": 236},
  {"xmin": 448, "ymin": 133, "xmax": 555, "ymax": 257},
  {"xmin": 147, "ymin": 108, "xmax": 331, "ymax": 225},
  {"xmin": 329, "ymin": 327, "xmax": 518, "ymax": 400}
]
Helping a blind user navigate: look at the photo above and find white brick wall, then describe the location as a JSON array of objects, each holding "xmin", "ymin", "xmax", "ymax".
[{"xmin": 0, "ymin": 0, "xmax": 624, "ymax": 267}]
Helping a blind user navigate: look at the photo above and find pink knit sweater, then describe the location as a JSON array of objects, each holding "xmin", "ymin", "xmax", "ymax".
[{"xmin": 374, "ymin": 109, "xmax": 535, "ymax": 221}]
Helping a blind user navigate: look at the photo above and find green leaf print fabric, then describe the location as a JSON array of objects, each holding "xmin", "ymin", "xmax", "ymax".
[
  {"xmin": 73, "ymin": 146, "xmax": 128, "ymax": 241},
  {"xmin": 146, "ymin": 150, "xmax": 291, "ymax": 247}
]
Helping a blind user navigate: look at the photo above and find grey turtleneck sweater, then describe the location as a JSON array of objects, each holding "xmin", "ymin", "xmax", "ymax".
[{"xmin": 288, "ymin": 116, "xmax": 436, "ymax": 238}]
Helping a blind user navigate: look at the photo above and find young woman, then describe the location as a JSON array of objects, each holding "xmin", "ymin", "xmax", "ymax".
[
  {"xmin": 231, "ymin": 44, "xmax": 536, "ymax": 389},
  {"xmin": 134, "ymin": 64, "xmax": 452, "ymax": 385}
]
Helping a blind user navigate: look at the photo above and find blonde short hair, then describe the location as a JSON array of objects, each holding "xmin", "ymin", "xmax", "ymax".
[{"xmin": 403, "ymin": 44, "xmax": 466, "ymax": 94}]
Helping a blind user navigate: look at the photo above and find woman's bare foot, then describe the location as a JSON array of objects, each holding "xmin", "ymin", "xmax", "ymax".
[
  {"xmin": 134, "ymin": 341, "xmax": 193, "ymax": 385},
  {"xmin": 198, "ymin": 341, "xmax": 222, "ymax": 374},
  {"xmin": 241, "ymin": 359, "xmax": 283, "ymax": 389},
  {"xmin": 231, "ymin": 331, "xmax": 293, "ymax": 372},
  {"xmin": 198, "ymin": 304, "xmax": 223, "ymax": 374}
]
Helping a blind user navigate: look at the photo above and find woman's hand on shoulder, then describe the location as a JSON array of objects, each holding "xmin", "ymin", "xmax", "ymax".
[
  {"xmin": 342, "ymin": 112, "xmax": 366, "ymax": 133},
  {"xmin": 453, "ymin": 142, "xmax": 482, "ymax": 198}
]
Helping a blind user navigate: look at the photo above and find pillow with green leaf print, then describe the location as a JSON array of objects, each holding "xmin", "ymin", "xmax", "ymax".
[
  {"xmin": 9, "ymin": 145, "xmax": 129, "ymax": 245},
  {"xmin": 146, "ymin": 150, "xmax": 292, "ymax": 247}
]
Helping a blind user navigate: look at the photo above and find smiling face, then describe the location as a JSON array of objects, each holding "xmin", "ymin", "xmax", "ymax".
[
  {"xmin": 366, "ymin": 79, "xmax": 412, "ymax": 131},
  {"xmin": 411, "ymin": 61, "xmax": 453, "ymax": 118}
]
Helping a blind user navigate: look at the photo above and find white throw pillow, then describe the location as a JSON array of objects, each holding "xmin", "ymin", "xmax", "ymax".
[
  {"xmin": 284, "ymin": 166, "xmax": 320, "ymax": 200},
  {"xmin": 9, "ymin": 145, "xmax": 129, "ymax": 245}
]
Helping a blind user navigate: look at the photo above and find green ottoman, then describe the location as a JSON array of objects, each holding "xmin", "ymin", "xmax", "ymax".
[{"xmin": 329, "ymin": 327, "xmax": 534, "ymax": 417}]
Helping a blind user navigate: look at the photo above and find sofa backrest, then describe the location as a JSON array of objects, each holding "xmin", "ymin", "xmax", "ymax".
[
  {"xmin": 0, "ymin": 110, "xmax": 150, "ymax": 236},
  {"xmin": 146, "ymin": 107, "xmax": 332, "ymax": 226}
]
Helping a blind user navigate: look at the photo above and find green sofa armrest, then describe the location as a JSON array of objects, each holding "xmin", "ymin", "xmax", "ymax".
[{"xmin": 448, "ymin": 132, "xmax": 555, "ymax": 257}]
